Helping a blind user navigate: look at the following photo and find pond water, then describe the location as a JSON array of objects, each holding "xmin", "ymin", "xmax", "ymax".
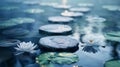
[{"xmin": 0, "ymin": 0, "xmax": 120, "ymax": 67}]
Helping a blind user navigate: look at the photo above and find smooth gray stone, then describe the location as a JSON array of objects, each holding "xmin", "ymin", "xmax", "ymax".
[
  {"xmin": 53, "ymin": 5, "xmax": 71, "ymax": 9},
  {"xmin": 69, "ymin": 7, "xmax": 91, "ymax": 12},
  {"xmin": 48, "ymin": 16, "xmax": 74, "ymax": 23},
  {"xmin": 39, "ymin": 24, "xmax": 72, "ymax": 34},
  {"xmin": 39, "ymin": 36, "xmax": 79, "ymax": 52}
]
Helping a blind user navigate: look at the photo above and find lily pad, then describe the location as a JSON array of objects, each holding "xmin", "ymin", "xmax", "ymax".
[
  {"xmin": 39, "ymin": 24, "xmax": 72, "ymax": 34},
  {"xmin": 36, "ymin": 52, "xmax": 78, "ymax": 65},
  {"xmin": 104, "ymin": 34, "xmax": 120, "ymax": 42},
  {"xmin": 23, "ymin": 8, "xmax": 44, "ymax": 14},
  {"xmin": 105, "ymin": 60, "xmax": 120, "ymax": 67},
  {"xmin": 2, "ymin": 28, "xmax": 29, "ymax": 37},
  {"xmin": 0, "ymin": 18, "xmax": 35, "ymax": 29},
  {"xmin": 106, "ymin": 32, "xmax": 120, "ymax": 37},
  {"xmin": 39, "ymin": 36, "xmax": 79, "ymax": 52}
]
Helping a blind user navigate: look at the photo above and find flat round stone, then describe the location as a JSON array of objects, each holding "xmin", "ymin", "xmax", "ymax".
[
  {"xmin": 39, "ymin": 36, "xmax": 79, "ymax": 52},
  {"xmin": 61, "ymin": 10, "xmax": 84, "ymax": 17},
  {"xmin": 69, "ymin": 7, "xmax": 91, "ymax": 12},
  {"xmin": 39, "ymin": 24, "xmax": 72, "ymax": 34},
  {"xmin": 0, "ymin": 39, "xmax": 20, "ymax": 47},
  {"xmin": 53, "ymin": 5, "xmax": 71, "ymax": 9},
  {"xmin": 48, "ymin": 16, "xmax": 74, "ymax": 23},
  {"xmin": 78, "ymin": 3, "xmax": 94, "ymax": 7},
  {"xmin": 2, "ymin": 28, "xmax": 29, "ymax": 37},
  {"xmin": 39, "ymin": 2, "xmax": 58, "ymax": 6}
]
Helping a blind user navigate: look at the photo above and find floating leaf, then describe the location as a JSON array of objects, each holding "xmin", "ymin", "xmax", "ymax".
[
  {"xmin": 106, "ymin": 32, "xmax": 120, "ymax": 37},
  {"xmin": 104, "ymin": 34, "xmax": 120, "ymax": 42},
  {"xmin": 105, "ymin": 60, "xmax": 120, "ymax": 67}
]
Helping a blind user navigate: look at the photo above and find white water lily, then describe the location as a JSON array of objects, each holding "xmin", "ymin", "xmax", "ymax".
[
  {"xmin": 83, "ymin": 33, "xmax": 106, "ymax": 46},
  {"xmin": 82, "ymin": 33, "xmax": 106, "ymax": 53},
  {"xmin": 15, "ymin": 41, "xmax": 37, "ymax": 53}
]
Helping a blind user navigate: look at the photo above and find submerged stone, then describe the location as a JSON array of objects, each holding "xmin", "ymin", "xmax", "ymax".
[
  {"xmin": 2, "ymin": 28, "xmax": 29, "ymax": 37},
  {"xmin": 48, "ymin": 16, "xmax": 74, "ymax": 23},
  {"xmin": 23, "ymin": 8, "xmax": 44, "ymax": 14},
  {"xmin": 0, "ymin": 39, "xmax": 20, "ymax": 47},
  {"xmin": 39, "ymin": 36, "xmax": 79, "ymax": 52},
  {"xmin": 39, "ymin": 24, "xmax": 72, "ymax": 35},
  {"xmin": 102, "ymin": 5, "xmax": 120, "ymax": 11},
  {"xmin": 36, "ymin": 52, "xmax": 78, "ymax": 65},
  {"xmin": 0, "ymin": 18, "xmax": 35, "ymax": 29}
]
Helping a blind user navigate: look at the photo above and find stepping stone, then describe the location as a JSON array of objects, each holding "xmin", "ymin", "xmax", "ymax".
[
  {"xmin": 61, "ymin": 10, "xmax": 84, "ymax": 17},
  {"xmin": 39, "ymin": 24, "xmax": 72, "ymax": 35},
  {"xmin": 105, "ymin": 60, "xmax": 120, "ymax": 67},
  {"xmin": 39, "ymin": 36, "xmax": 79, "ymax": 52},
  {"xmin": 53, "ymin": 5, "xmax": 71, "ymax": 9},
  {"xmin": 48, "ymin": 16, "xmax": 74, "ymax": 23},
  {"xmin": 69, "ymin": 7, "xmax": 91, "ymax": 12},
  {"xmin": 0, "ymin": 39, "xmax": 20, "ymax": 47},
  {"xmin": 78, "ymin": 3, "xmax": 94, "ymax": 7},
  {"xmin": 0, "ymin": 18, "xmax": 35, "ymax": 29},
  {"xmin": 2, "ymin": 28, "xmax": 29, "ymax": 37},
  {"xmin": 39, "ymin": 2, "xmax": 58, "ymax": 7},
  {"xmin": 23, "ymin": 8, "xmax": 44, "ymax": 14}
]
